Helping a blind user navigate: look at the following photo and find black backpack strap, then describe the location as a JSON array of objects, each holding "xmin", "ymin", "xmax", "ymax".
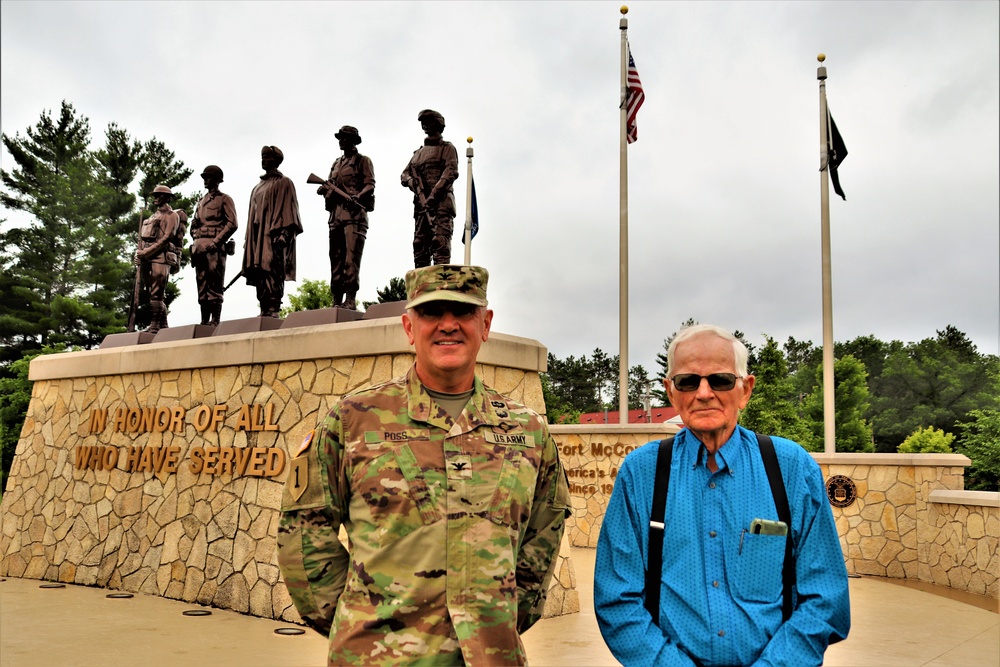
[
  {"xmin": 756, "ymin": 433, "xmax": 795, "ymax": 622},
  {"xmin": 645, "ymin": 436, "xmax": 674, "ymax": 625}
]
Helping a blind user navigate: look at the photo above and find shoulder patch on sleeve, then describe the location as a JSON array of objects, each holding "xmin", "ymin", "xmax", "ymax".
[{"xmin": 294, "ymin": 430, "xmax": 315, "ymax": 458}]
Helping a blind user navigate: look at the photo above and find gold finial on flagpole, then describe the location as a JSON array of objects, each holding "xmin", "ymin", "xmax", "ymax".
[
  {"xmin": 817, "ymin": 53, "xmax": 826, "ymax": 62},
  {"xmin": 620, "ymin": 5, "xmax": 628, "ymax": 14},
  {"xmin": 467, "ymin": 137, "xmax": 473, "ymax": 144}
]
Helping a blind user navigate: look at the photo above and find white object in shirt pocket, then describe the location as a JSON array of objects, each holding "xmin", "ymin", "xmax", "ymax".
[{"xmin": 730, "ymin": 532, "xmax": 785, "ymax": 603}]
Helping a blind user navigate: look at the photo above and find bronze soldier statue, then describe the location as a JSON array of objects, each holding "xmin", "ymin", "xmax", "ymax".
[
  {"xmin": 401, "ymin": 109, "xmax": 459, "ymax": 267},
  {"xmin": 316, "ymin": 125, "xmax": 375, "ymax": 310},
  {"xmin": 190, "ymin": 165, "xmax": 238, "ymax": 326},
  {"xmin": 242, "ymin": 146, "xmax": 303, "ymax": 318},
  {"xmin": 135, "ymin": 184, "xmax": 183, "ymax": 334}
]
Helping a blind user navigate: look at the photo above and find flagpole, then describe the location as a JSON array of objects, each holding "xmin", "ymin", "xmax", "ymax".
[
  {"xmin": 618, "ymin": 6, "xmax": 630, "ymax": 424},
  {"xmin": 463, "ymin": 137, "xmax": 474, "ymax": 265},
  {"xmin": 817, "ymin": 54, "xmax": 836, "ymax": 454}
]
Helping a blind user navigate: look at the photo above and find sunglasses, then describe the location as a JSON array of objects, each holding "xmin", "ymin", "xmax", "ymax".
[
  {"xmin": 670, "ymin": 373, "xmax": 740, "ymax": 392},
  {"xmin": 414, "ymin": 301, "xmax": 479, "ymax": 318}
]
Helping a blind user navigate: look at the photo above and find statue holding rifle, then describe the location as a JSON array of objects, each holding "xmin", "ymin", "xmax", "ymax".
[
  {"xmin": 308, "ymin": 125, "xmax": 374, "ymax": 310},
  {"xmin": 401, "ymin": 109, "xmax": 458, "ymax": 267}
]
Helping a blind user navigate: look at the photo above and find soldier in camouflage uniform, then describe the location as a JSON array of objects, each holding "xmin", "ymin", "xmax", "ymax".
[
  {"xmin": 400, "ymin": 109, "xmax": 459, "ymax": 268},
  {"xmin": 278, "ymin": 264, "xmax": 571, "ymax": 666}
]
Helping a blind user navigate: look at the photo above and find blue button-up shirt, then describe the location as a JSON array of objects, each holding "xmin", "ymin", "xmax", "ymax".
[{"xmin": 595, "ymin": 426, "xmax": 850, "ymax": 666}]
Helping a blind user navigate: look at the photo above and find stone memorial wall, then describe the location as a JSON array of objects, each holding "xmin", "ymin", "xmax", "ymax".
[
  {"xmin": 549, "ymin": 426, "xmax": 998, "ymax": 602},
  {"xmin": 0, "ymin": 319, "xmax": 579, "ymax": 621}
]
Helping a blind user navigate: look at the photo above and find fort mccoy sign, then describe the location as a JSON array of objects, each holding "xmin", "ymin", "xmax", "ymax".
[{"xmin": 75, "ymin": 402, "xmax": 287, "ymax": 478}]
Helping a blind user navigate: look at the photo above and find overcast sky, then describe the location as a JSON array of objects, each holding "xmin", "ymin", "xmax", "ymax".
[{"xmin": 2, "ymin": 1, "xmax": 998, "ymax": 374}]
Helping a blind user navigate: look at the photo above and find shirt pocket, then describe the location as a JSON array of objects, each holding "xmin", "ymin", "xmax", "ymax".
[
  {"xmin": 487, "ymin": 445, "xmax": 539, "ymax": 528},
  {"xmin": 730, "ymin": 532, "xmax": 786, "ymax": 603},
  {"xmin": 352, "ymin": 443, "xmax": 442, "ymax": 547}
]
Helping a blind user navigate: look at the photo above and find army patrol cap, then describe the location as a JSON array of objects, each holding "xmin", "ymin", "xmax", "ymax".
[
  {"xmin": 200, "ymin": 165, "xmax": 224, "ymax": 181},
  {"xmin": 334, "ymin": 125, "xmax": 362, "ymax": 144},
  {"xmin": 405, "ymin": 265, "xmax": 488, "ymax": 309},
  {"xmin": 417, "ymin": 109, "xmax": 446, "ymax": 128},
  {"xmin": 149, "ymin": 184, "xmax": 173, "ymax": 196}
]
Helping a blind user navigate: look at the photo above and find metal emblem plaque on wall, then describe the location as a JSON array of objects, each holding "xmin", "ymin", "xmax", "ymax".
[{"xmin": 826, "ymin": 475, "xmax": 857, "ymax": 508}]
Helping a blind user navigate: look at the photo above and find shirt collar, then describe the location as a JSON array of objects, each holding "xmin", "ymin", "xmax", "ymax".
[
  {"xmin": 405, "ymin": 364, "xmax": 502, "ymax": 431},
  {"xmin": 683, "ymin": 426, "xmax": 745, "ymax": 475}
]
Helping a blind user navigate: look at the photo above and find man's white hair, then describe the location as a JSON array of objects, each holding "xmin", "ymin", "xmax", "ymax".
[{"xmin": 666, "ymin": 324, "xmax": 749, "ymax": 378}]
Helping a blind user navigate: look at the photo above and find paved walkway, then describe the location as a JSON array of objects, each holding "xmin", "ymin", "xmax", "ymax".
[{"xmin": 1, "ymin": 548, "xmax": 997, "ymax": 667}]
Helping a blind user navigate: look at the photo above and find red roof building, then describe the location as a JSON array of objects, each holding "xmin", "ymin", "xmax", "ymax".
[{"xmin": 578, "ymin": 407, "xmax": 681, "ymax": 425}]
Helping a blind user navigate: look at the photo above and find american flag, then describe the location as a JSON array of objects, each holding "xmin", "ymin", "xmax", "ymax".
[{"xmin": 625, "ymin": 47, "xmax": 645, "ymax": 144}]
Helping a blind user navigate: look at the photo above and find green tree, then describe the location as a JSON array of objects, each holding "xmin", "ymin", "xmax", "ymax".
[
  {"xmin": 629, "ymin": 364, "xmax": 654, "ymax": 413},
  {"xmin": 957, "ymin": 409, "xmax": 1000, "ymax": 491},
  {"xmin": 897, "ymin": 426, "xmax": 955, "ymax": 454},
  {"xmin": 281, "ymin": 278, "xmax": 334, "ymax": 316},
  {"xmin": 784, "ymin": 336, "xmax": 820, "ymax": 406},
  {"xmin": 802, "ymin": 354, "xmax": 874, "ymax": 452},
  {"xmin": 654, "ymin": 318, "xmax": 696, "ymax": 405},
  {"xmin": 868, "ymin": 326, "xmax": 998, "ymax": 452},
  {"xmin": 361, "ymin": 276, "xmax": 407, "ymax": 310},
  {"xmin": 590, "ymin": 348, "xmax": 618, "ymax": 410},
  {"xmin": 606, "ymin": 360, "xmax": 657, "ymax": 412},
  {"xmin": 0, "ymin": 346, "xmax": 64, "ymax": 492},
  {"xmin": 836, "ymin": 334, "xmax": 891, "ymax": 384},
  {"xmin": 544, "ymin": 352, "xmax": 601, "ymax": 416},
  {"xmin": 540, "ymin": 372, "xmax": 581, "ymax": 424},
  {"xmin": 1, "ymin": 101, "xmax": 119, "ymax": 352},
  {"xmin": 1, "ymin": 102, "xmax": 196, "ymax": 347},
  {"xmin": 741, "ymin": 337, "xmax": 816, "ymax": 449}
]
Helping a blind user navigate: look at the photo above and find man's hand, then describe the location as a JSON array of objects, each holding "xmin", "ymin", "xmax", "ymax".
[{"xmin": 272, "ymin": 231, "xmax": 288, "ymax": 250}]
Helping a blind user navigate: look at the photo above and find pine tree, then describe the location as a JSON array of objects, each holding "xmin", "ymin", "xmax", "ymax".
[{"xmin": 1, "ymin": 101, "xmax": 118, "ymax": 350}]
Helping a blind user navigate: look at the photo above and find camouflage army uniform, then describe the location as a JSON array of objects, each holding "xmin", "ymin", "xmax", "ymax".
[{"xmin": 278, "ymin": 365, "xmax": 571, "ymax": 666}]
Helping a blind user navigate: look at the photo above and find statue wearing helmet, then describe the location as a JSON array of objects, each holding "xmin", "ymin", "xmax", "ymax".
[
  {"xmin": 190, "ymin": 165, "xmax": 238, "ymax": 326},
  {"xmin": 400, "ymin": 109, "xmax": 459, "ymax": 267}
]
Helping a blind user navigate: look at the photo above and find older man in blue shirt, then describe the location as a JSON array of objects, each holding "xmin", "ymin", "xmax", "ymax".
[{"xmin": 595, "ymin": 324, "xmax": 850, "ymax": 666}]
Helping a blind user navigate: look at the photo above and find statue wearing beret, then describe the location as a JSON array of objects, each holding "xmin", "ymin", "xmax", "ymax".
[
  {"xmin": 400, "ymin": 109, "xmax": 459, "ymax": 267},
  {"xmin": 242, "ymin": 146, "xmax": 303, "ymax": 318},
  {"xmin": 316, "ymin": 125, "xmax": 375, "ymax": 310}
]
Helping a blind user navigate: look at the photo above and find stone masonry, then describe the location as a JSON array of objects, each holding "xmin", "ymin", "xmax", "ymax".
[
  {"xmin": 0, "ymin": 319, "xmax": 579, "ymax": 622},
  {"xmin": 551, "ymin": 427, "xmax": 998, "ymax": 602}
]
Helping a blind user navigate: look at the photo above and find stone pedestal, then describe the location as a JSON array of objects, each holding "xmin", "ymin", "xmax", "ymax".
[
  {"xmin": 281, "ymin": 308, "xmax": 363, "ymax": 329},
  {"xmin": 152, "ymin": 324, "xmax": 217, "ymax": 342},
  {"xmin": 362, "ymin": 301, "xmax": 406, "ymax": 320},
  {"xmin": 100, "ymin": 331, "xmax": 156, "ymax": 348},
  {"xmin": 0, "ymin": 319, "xmax": 576, "ymax": 622},
  {"xmin": 213, "ymin": 316, "xmax": 283, "ymax": 336}
]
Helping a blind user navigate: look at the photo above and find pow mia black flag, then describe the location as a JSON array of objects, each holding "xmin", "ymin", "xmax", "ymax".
[{"xmin": 827, "ymin": 110, "xmax": 848, "ymax": 200}]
